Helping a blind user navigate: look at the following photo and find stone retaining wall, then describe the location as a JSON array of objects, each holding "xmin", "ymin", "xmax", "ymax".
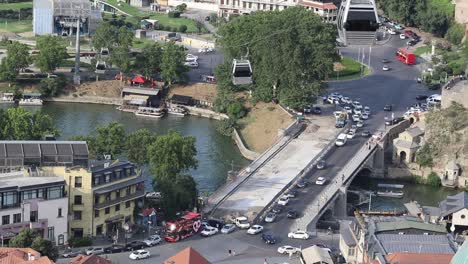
[
  {"xmin": 233, "ymin": 129, "xmax": 260, "ymax": 160},
  {"xmin": 44, "ymin": 96, "xmax": 123, "ymax": 106},
  {"xmin": 184, "ymin": 105, "xmax": 228, "ymax": 120}
]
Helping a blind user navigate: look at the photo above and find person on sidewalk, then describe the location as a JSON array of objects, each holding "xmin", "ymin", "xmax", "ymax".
[{"xmin": 228, "ymin": 249, "xmax": 232, "ymax": 256}]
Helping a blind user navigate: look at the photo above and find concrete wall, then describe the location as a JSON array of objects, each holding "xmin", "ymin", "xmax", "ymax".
[
  {"xmin": 233, "ymin": 129, "xmax": 260, "ymax": 160},
  {"xmin": 168, "ymin": 0, "xmax": 219, "ymax": 11},
  {"xmin": 38, "ymin": 197, "xmax": 69, "ymax": 244},
  {"xmin": 185, "ymin": 105, "xmax": 228, "ymax": 120},
  {"xmin": 452, "ymin": 208, "xmax": 468, "ymax": 226},
  {"xmin": 44, "ymin": 96, "xmax": 123, "ymax": 106},
  {"xmin": 441, "ymin": 80, "xmax": 468, "ymax": 109},
  {"xmin": 454, "ymin": 0, "xmax": 468, "ymax": 25},
  {"xmin": 181, "ymin": 36, "xmax": 215, "ymax": 49}
]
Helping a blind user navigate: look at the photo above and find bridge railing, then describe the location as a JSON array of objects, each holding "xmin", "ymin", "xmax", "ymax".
[{"xmin": 293, "ymin": 135, "xmax": 382, "ymax": 231}]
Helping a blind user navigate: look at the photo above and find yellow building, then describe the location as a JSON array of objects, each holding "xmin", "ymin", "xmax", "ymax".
[{"xmin": 44, "ymin": 160, "xmax": 145, "ymax": 238}]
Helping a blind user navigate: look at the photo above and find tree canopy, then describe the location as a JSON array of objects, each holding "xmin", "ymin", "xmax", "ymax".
[
  {"xmin": 0, "ymin": 108, "xmax": 59, "ymax": 140},
  {"xmin": 216, "ymin": 7, "xmax": 338, "ymax": 109},
  {"xmin": 125, "ymin": 128, "xmax": 158, "ymax": 166},
  {"xmin": 136, "ymin": 43, "xmax": 163, "ymax": 78},
  {"xmin": 0, "ymin": 41, "xmax": 31, "ymax": 84},
  {"xmin": 35, "ymin": 35, "xmax": 67, "ymax": 73},
  {"xmin": 9, "ymin": 229, "xmax": 59, "ymax": 261},
  {"xmin": 160, "ymin": 42, "xmax": 188, "ymax": 84}
]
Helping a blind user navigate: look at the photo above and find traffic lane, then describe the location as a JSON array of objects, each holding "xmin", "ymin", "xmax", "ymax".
[{"xmin": 185, "ymin": 51, "xmax": 223, "ymax": 82}]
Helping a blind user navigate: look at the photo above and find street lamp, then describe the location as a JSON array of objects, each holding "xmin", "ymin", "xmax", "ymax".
[
  {"xmin": 328, "ymin": 226, "xmax": 333, "ymax": 245},
  {"xmin": 147, "ymin": 221, "xmax": 152, "ymax": 238},
  {"xmin": 123, "ymin": 223, "xmax": 129, "ymax": 245}
]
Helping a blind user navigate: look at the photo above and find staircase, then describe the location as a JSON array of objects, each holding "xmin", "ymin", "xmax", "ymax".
[{"xmin": 345, "ymin": 31, "xmax": 377, "ymax": 46}]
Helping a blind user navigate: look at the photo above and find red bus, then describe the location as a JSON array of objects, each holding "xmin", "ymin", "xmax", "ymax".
[
  {"xmin": 164, "ymin": 212, "xmax": 202, "ymax": 242},
  {"xmin": 396, "ymin": 48, "xmax": 416, "ymax": 65}
]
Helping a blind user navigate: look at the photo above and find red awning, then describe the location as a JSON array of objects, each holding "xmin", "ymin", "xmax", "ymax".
[{"xmin": 132, "ymin": 76, "xmax": 146, "ymax": 83}]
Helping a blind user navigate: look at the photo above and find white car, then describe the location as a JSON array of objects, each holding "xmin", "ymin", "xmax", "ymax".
[
  {"xmin": 363, "ymin": 106, "xmax": 371, "ymax": 115},
  {"xmin": 341, "ymin": 96, "xmax": 351, "ymax": 104},
  {"xmin": 143, "ymin": 235, "xmax": 161, "ymax": 246},
  {"xmin": 383, "ymin": 65, "xmax": 390, "ymax": 71},
  {"xmin": 356, "ymin": 121, "xmax": 364, "ymax": 128},
  {"xmin": 347, "ymin": 130, "xmax": 356, "ymax": 139},
  {"xmin": 388, "ymin": 28, "xmax": 396, "ymax": 35},
  {"xmin": 265, "ymin": 212, "xmax": 277, "ymax": 223},
  {"xmin": 234, "ymin": 216, "xmax": 251, "ymax": 229},
  {"xmin": 221, "ymin": 224, "xmax": 236, "ymax": 234},
  {"xmin": 278, "ymin": 245, "xmax": 301, "ymax": 254},
  {"xmin": 352, "ymin": 114, "xmax": 361, "ymax": 122},
  {"xmin": 201, "ymin": 226, "xmax": 218, "ymax": 237},
  {"xmin": 86, "ymin": 247, "xmax": 104, "ymax": 255},
  {"xmin": 399, "ymin": 34, "xmax": 406, "ymax": 39},
  {"xmin": 186, "ymin": 54, "xmax": 198, "ymax": 61},
  {"xmin": 184, "ymin": 61, "xmax": 198, "ymax": 68},
  {"xmin": 199, "ymin": 47, "xmax": 214, "ymax": 53},
  {"xmin": 129, "ymin": 250, "xmax": 150, "ymax": 260},
  {"xmin": 247, "ymin": 225, "xmax": 264, "ymax": 235},
  {"xmin": 361, "ymin": 113, "xmax": 369, "ymax": 120},
  {"xmin": 278, "ymin": 195, "xmax": 289, "ymax": 206},
  {"xmin": 288, "ymin": 230, "xmax": 310, "ymax": 240},
  {"xmin": 353, "ymin": 108, "xmax": 362, "ymax": 115},
  {"xmin": 315, "ymin": 177, "xmax": 326, "ymax": 185},
  {"xmin": 202, "ymin": 222, "xmax": 210, "ymax": 229},
  {"xmin": 344, "ymin": 106, "xmax": 353, "ymax": 114},
  {"xmin": 333, "ymin": 111, "xmax": 344, "ymax": 119}
]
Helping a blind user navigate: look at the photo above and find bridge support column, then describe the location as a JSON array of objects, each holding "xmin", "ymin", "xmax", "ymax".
[{"xmin": 333, "ymin": 188, "xmax": 347, "ymax": 218}]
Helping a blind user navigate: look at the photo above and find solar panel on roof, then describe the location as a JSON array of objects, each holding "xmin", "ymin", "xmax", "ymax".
[
  {"xmin": 56, "ymin": 144, "xmax": 73, "ymax": 155},
  {"xmin": 0, "ymin": 144, "xmax": 5, "ymax": 157},
  {"xmin": 40, "ymin": 144, "xmax": 57, "ymax": 155},
  {"xmin": 22, "ymin": 144, "xmax": 41, "ymax": 157},
  {"xmin": 6, "ymin": 144, "xmax": 23, "ymax": 157},
  {"xmin": 72, "ymin": 143, "xmax": 88, "ymax": 155}
]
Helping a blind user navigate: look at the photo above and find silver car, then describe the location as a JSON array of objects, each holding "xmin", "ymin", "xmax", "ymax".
[
  {"xmin": 221, "ymin": 224, "xmax": 236, "ymax": 234},
  {"xmin": 265, "ymin": 212, "xmax": 277, "ymax": 223}
]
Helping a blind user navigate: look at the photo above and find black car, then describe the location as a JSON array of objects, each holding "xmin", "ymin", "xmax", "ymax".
[
  {"xmin": 407, "ymin": 40, "xmax": 417, "ymax": 46},
  {"xmin": 382, "ymin": 59, "xmax": 390, "ymax": 63},
  {"xmin": 361, "ymin": 130, "xmax": 371, "ymax": 137},
  {"xmin": 296, "ymin": 180, "xmax": 308, "ymax": 188},
  {"xmin": 312, "ymin": 106, "xmax": 322, "ymax": 114},
  {"xmin": 62, "ymin": 250, "xmax": 85, "ymax": 258},
  {"xmin": 383, "ymin": 104, "xmax": 392, "ymax": 111},
  {"xmin": 261, "ymin": 234, "xmax": 277, "ymax": 244},
  {"xmin": 272, "ymin": 206, "xmax": 283, "ymax": 214},
  {"xmin": 416, "ymin": 95, "xmax": 428, "ymax": 100},
  {"xmin": 207, "ymin": 219, "xmax": 225, "ymax": 230},
  {"xmin": 287, "ymin": 210, "xmax": 299, "ymax": 219},
  {"xmin": 286, "ymin": 190, "xmax": 297, "ymax": 198},
  {"xmin": 385, "ymin": 117, "xmax": 404, "ymax": 126},
  {"xmin": 104, "ymin": 244, "xmax": 126, "ymax": 253},
  {"xmin": 125, "ymin": 241, "xmax": 146, "ymax": 251}
]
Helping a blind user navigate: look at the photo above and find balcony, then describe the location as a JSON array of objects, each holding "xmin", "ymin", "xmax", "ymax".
[
  {"xmin": 72, "ymin": 203, "xmax": 85, "ymax": 210},
  {"xmin": 94, "ymin": 190, "xmax": 145, "ymax": 210},
  {"xmin": 0, "ymin": 219, "xmax": 48, "ymax": 238}
]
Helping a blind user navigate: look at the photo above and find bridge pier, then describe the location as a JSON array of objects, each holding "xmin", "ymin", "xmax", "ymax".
[{"xmin": 333, "ymin": 187, "xmax": 347, "ymax": 218}]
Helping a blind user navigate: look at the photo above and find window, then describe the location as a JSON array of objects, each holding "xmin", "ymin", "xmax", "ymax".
[
  {"xmin": 13, "ymin": 213, "xmax": 21, "ymax": 223},
  {"xmin": 126, "ymin": 201, "xmax": 131, "ymax": 208},
  {"xmin": 348, "ymin": 247, "xmax": 355, "ymax": 256},
  {"xmin": 105, "ymin": 173, "xmax": 111, "ymax": 183},
  {"xmin": 116, "ymin": 190, "xmax": 121, "ymax": 199},
  {"xmin": 2, "ymin": 191, "xmax": 18, "ymax": 208},
  {"xmin": 23, "ymin": 190, "xmax": 37, "ymax": 200},
  {"xmin": 58, "ymin": 208, "xmax": 62, "ymax": 217},
  {"xmin": 37, "ymin": 189, "xmax": 44, "ymax": 198},
  {"xmin": 95, "ymin": 196, "xmax": 100, "ymax": 205},
  {"xmin": 47, "ymin": 186, "xmax": 63, "ymax": 199},
  {"xmin": 248, "ymin": 2, "xmax": 251, "ymax": 8},
  {"xmin": 75, "ymin": 177, "xmax": 82, "ymax": 188},
  {"xmin": 58, "ymin": 234, "xmax": 64, "ymax": 245},
  {"xmin": 126, "ymin": 187, "xmax": 131, "ymax": 196},
  {"xmin": 30, "ymin": 211, "xmax": 38, "ymax": 222},
  {"xmin": 74, "ymin": 195, "xmax": 82, "ymax": 205},
  {"xmin": 96, "ymin": 225, "xmax": 103, "ymax": 235},
  {"xmin": 95, "ymin": 210, "xmax": 100, "ymax": 218},
  {"xmin": 2, "ymin": 215, "xmax": 10, "ymax": 225},
  {"xmin": 105, "ymin": 207, "xmax": 110, "ymax": 214},
  {"xmin": 48, "ymin": 227, "xmax": 55, "ymax": 241},
  {"xmin": 73, "ymin": 211, "xmax": 82, "ymax": 220},
  {"xmin": 115, "ymin": 170, "xmax": 121, "ymax": 179},
  {"xmin": 94, "ymin": 177, "xmax": 100, "ymax": 186},
  {"xmin": 115, "ymin": 204, "xmax": 120, "ymax": 211},
  {"xmin": 105, "ymin": 194, "xmax": 111, "ymax": 202},
  {"xmin": 462, "ymin": 214, "xmax": 466, "ymax": 219}
]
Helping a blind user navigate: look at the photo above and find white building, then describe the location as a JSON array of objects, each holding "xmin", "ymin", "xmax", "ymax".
[
  {"xmin": 440, "ymin": 192, "xmax": 468, "ymax": 231},
  {"xmin": 0, "ymin": 170, "xmax": 68, "ymax": 246}
]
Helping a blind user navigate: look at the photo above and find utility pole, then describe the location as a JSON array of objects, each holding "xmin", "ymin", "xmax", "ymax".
[{"xmin": 73, "ymin": 19, "xmax": 81, "ymax": 85}]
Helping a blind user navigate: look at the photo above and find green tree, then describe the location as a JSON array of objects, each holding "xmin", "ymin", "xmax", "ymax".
[
  {"xmin": 179, "ymin": 25, "xmax": 188, "ymax": 33},
  {"xmin": 9, "ymin": 229, "xmax": 58, "ymax": 262},
  {"xmin": 176, "ymin": 3, "xmax": 187, "ymax": 12},
  {"xmin": 446, "ymin": 23, "xmax": 465, "ymax": 45},
  {"xmin": 415, "ymin": 144, "xmax": 434, "ymax": 167},
  {"xmin": 6, "ymin": 41, "xmax": 31, "ymax": 73},
  {"xmin": 160, "ymin": 42, "xmax": 188, "ymax": 84},
  {"xmin": 92, "ymin": 21, "xmax": 118, "ymax": 53},
  {"xmin": 35, "ymin": 35, "xmax": 67, "ymax": 74},
  {"xmin": 227, "ymin": 100, "xmax": 247, "ymax": 119},
  {"xmin": 216, "ymin": 118, "xmax": 238, "ymax": 136},
  {"xmin": 0, "ymin": 58, "xmax": 17, "ymax": 85},
  {"xmin": 427, "ymin": 171, "xmax": 441, "ymax": 187},
  {"xmin": 156, "ymin": 174, "xmax": 197, "ymax": 217},
  {"xmin": 111, "ymin": 46, "xmax": 132, "ymax": 77},
  {"xmin": 38, "ymin": 76, "xmax": 66, "ymax": 97},
  {"xmin": 137, "ymin": 43, "xmax": 162, "ymax": 78},
  {"xmin": 1, "ymin": 108, "xmax": 59, "ymax": 140},
  {"xmin": 216, "ymin": 7, "xmax": 338, "ymax": 109},
  {"xmin": 125, "ymin": 128, "xmax": 157, "ymax": 166},
  {"xmin": 94, "ymin": 122, "xmax": 127, "ymax": 158},
  {"xmin": 194, "ymin": 19, "xmax": 204, "ymax": 34}
]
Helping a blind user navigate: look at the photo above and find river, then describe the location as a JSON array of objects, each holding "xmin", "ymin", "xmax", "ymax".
[{"xmin": 1, "ymin": 103, "xmax": 250, "ymax": 193}]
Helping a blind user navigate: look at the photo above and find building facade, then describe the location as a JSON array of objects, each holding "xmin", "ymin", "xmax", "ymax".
[
  {"xmin": 298, "ymin": 0, "xmax": 337, "ymax": 23},
  {"xmin": 0, "ymin": 171, "xmax": 68, "ymax": 246}
]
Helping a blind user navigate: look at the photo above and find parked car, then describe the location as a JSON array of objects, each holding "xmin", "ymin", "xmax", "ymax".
[
  {"xmin": 247, "ymin": 225, "xmax": 264, "ymax": 235},
  {"xmin": 381, "ymin": 59, "xmax": 390, "ymax": 63},
  {"xmin": 385, "ymin": 116, "xmax": 404, "ymax": 126},
  {"xmin": 312, "ymin": 106, "xmax": 322, "ymax": 114},
  {"xmin": 129, "ymin": 250, "xmax": 150, "ymax": 260},
  {"xmin": 278, "ymin": 195, "xmax": 289, "ymax": 206},
  {"xmin": 202, "ymin": 221, "xmax": 210, "ymax": 230},
  {"xmin": 265, "ymin": 212, "xmax": 277, "ymax": 223},
  {"xmin": 347, "ymin": 129, "xmax": 356, "ymax": 139},
  {"xmin": 384, "ymin": 104, "xmax": 392, "ymax": 111},
  {"xmin": 143, "ymin": 235, "xmax": 161, "ymax": 246},
  {"xmin": 296, "ymin": 180, "xmax": 308, "ymax": 188},
  {"xmin": 316, "ymin": 160, "xmax": 326, "ymax": 170},
  {"xmin": 201, "ymin": 226, "xmax": 218, "ymax": 237},
  {"xmin": 104, "ymin": 245, "xmax": 126, "ymax": 254},
  {"xmin": 184, "ymin": 61, "xmax": 199, "ymax": 68},
  {"xmin": 186, "ymin": 54, "xmax": 198, "ymax": 62},
  {"xmin": 407, "ymin": 40, "xmax": 417, "ymax": 46},
  {"xmin": 315, "ymin": 177, "xmax": 327, "ymax": 185},
  {"xmin": 363, "ymin": 106, "xmax": 371, "ymax": 115},
  {"xmin": 356, "ymin": 121, "xmax": 364, "ymax": 128},
  {"xmin": 125, "ymin": 241, "xmax": 146, "ymax": 251},
  {"xmin": 277, "ymin": 245, "xmax": 301, "ymax": 254},
  {"xmin": 234, "ymin": 216, "xmax": 250, "ymax": 229},
  {"xmin": 361, "ymin": 130, "xmax": 371, "ymax": 137},
  {"xmin": 62, "ymin": 250, "xmax": 85, "ymax": 258},
  {"xmin": 85, "ymin": 247, "xmax": 104, "ymax": 255},
  {"xmin": 285, "ymin": 190, "xmax": 297, "ymax": 198},
  {"xmin": 221, "ymin": 224, "xmax": 236, "ymax": 234},
  {"xmin": 352, "ymin": 114, "xmax": 361, "ymax": 122},
  {"xmin": 382, "ymin": 64, "xmax": 390, "ymax": 71},
  {"xmin": 287, "ymin": 210, "xmax": 298, "ymax": 219},
  {"xmin": 416, "ymin": 95, "xmax": 428, "ymax": 100},
  {"xmin": 207, "ymin": 219, "xmax": 224, "ymax": 230},
  {"xmin": 361, "ymin": 113, "xmax": 369, "ymax": 120},
  {"xmin": 399, "ymin": 34, "xmax": 406, "ymax": 39},
  {"xmin": 272, "ymin": 206, "xmax": 283, "ymax": 214},
  {"xmin": 261, "ymin": 234, "xmax": 277, "ymax": 244},
  {"xmin": 288, "ymin": 230, "xmax": 310, "ymax": 240}
]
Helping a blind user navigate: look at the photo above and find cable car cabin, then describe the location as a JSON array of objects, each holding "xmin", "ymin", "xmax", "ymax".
[
  {"xmin": 337, "ymin": 0, "xmax": 379, "ymax": 46},
  {"xmin": 95, "ymin": 61, "xmax": 107, "ymax": 74},
  {"xmin": 396, "ymin": 48, "xmax": 416, "ymax": 65},
  {"xmin": 232, "ymin": 59, "xmax": 253, "ymax": 86},
  {"xmin": 100, "ymin": 48, "xmax": 109, "ymax": 57},
  {"xmin": 164, "ymin": 212, "xmax": 202, "ymax": 242}
]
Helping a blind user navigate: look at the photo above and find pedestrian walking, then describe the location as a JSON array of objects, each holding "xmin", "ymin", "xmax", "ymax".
[
  {"xmin": 368, "ymin": 144, "xmax": 371, "ymax": 150},
  {"xmin": 232, "ymin": 250, "xmax": 236, "ymax": 256},
  {"xmin": 264, "ymin": 258, "xmax": 268, "ymax": 264},
  {"xmin": 228, "ymin": 249, "xmax": 232, "ymax": 256}
]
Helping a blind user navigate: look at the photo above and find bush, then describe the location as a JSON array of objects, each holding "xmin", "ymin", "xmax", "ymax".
[
  {"xmin": 171, "ymin": 27, "xmax": 178, "ymax": 32},
  {"xmin": 179, "ymin": 25, "xmax": 187, "ymax": 33},
  {"xmin": 446, "ymin": 23, "xmax": 465, "ymax": 45},
  {"xmin": 217, "ymin": 118, "xmax": 237, "ymax": 136},
  {"xmin": 415, "ymin": 144, "xmax": 434, "ymax": 167},
  {"xmin": 176, "ymin": 3, "xmax": 187, "ymax": 12},
  {"xmin": 68, "ymin": 237, "xmax": 92, "ymax": 247},
  {"xmin": 227, "ymin": 101, "xmax": 247, "ymax": 119},
  {"xmin": 164, "ymin": 25, "xmax": 172, "ymax": 32},
  {"xmin": 38, "ymin": 76, "xmax": 66, "ymax": 97},
  {"xmin": 427, "ymin": 172, "xmax": 441, "ymax": 187},
  {"xmin": 168, "ymin": 11, "xmax": 181, "ymax": 18}
]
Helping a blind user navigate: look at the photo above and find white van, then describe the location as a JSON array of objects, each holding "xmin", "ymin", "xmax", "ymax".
[
  {"xmin": 335, "ymin": 133, "xmax": 348, "ymax": 147},
  {"xmin": 234, "ymin": 216, "xmax": 250, "ymax": 229}
]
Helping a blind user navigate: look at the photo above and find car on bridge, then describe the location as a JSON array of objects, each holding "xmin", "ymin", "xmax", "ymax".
[
  {"xmin": 384, "ymin": 104, "xmax": 392, "ymax": 111},
  {"xmin": 277, "ymin": 245, "xmax": 301, "ymax": 255},
  {"xmin": 265, "ymin": 212, "xmax": 277, "ymax": 223},
  {"xmin": 234, "ymin": 216, "xmax": 251, "ymax": 229},
  {"xmin": 315, "ymin": 177, "xmax": 327, "ymax": 185},
  {"xmin": 201, "ymin": 226, "xmax": 218, "ymax": 237},
  {"xmin": 247, "ymin": 225, "xmax": 264, "ymax": 235},
  {"xmin": 316, "ymin": 160, "xmax": 326, "ymax": 170},
  {"xmin": 272, "ymin": 206, "xmax": 284, "ymax": 214},
  {"xmin": 361, "ymin": 130, "xmax": 371, "ymax": 137},
  {"xmin": 278, "ymin": 196, "xmax": 290, "ymax": 206},
  {"xmin": 285, "ymin": 190, "xmax": 297, "ymax": 198},
  {"xmin": 221, "ymin": 224, "xmax": 236, "ymax": 234},
  {"xmin": 287, "ymin": 210, "xmax": 299, "ymax": 219},
  {"xmin": 288, "ymin": 230, "xmax": 310, "ymax": 240},
  {"xmin": 335, "ymin": 133, "xmax": 348, "ymax": 147},
  {"xmin": 296, "ymin": 180, "xmax": 308, "ymax": 188},
  {"xmin": 261, "ymin": 234, "xmax": 277, "ymax": 244}
]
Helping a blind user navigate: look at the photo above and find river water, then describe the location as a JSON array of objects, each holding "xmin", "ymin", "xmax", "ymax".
[{"xmin": 1, "ymin": 103, "xmax": 250, "ymax": 193}]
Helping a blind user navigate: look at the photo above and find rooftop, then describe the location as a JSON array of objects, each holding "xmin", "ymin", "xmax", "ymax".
[
  {"xmin": 376, "ymin": 234, "xmax": 456, "ymax": 254},
  {"xmin": 122, "ymin": 87, "xmax": 160, "ymax": 96},
  {"xmin": 0, "ymin": 173, "xmax": 65, "ymax": 192},
  {"xmin": 375, "ymin": 219, "xmax": 447, "ymax": 234},
  {"xmin": 164, "ymin": 247, "xmax": 211, "ymax": 264},
  {"xmin": 0, "ymin": 248, "xmax": 53, "ymax": 264},
  {"xmin": 340, "ymin": 220, "xmax": 358, "ymax": 246},
  {"xmin": 393, "ymin": 139, "xmax": 420, "ymax": 149},
  {"xmin": 298, "ymin": 0, "xmax": 337, "ymax": 9},
  {"xmin": 89, "ymin": 160, "xmax": 133, "ymax": 173},
  {"xmin": 301, "ymin": 245, "xmax": 333, "ymax": 264},
  {"xmin": 69, "ymin": 254, "xmax": 111, "ymax": 264},
  {"xmin": 440, "ymin": 192, "xmax": 468, "ymax": 217},
  {"xmin": 405, "ymin": 126, "xmax": 424, "ymax": 138},
  {"xmin": 385, "ymin": 252, "xmax": 454, "ymax": 264}
]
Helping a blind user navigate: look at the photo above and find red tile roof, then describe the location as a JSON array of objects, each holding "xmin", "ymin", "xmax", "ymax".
[
  {"xmin": 69, "ymin": 254, "xmax": 111, "ymax": 264},
  {"xmin": 385, "ymin": 252, "xmax": 454, "ymax": 264},
  {"xmin": 298, "ymin": 0, "xmax": 337, "ymax": 9},
  {"xmin": 0, "ymin": 248, "xmax": 54, "ymax": 264},
  {"xmin": 164, "ymin": 247, "xmax": 211, "ymax": 264}
]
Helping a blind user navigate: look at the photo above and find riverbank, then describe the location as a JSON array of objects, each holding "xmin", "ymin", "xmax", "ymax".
[{"xmin": 44, "ymin": 96, "xmax": 122, "ymax": 105}]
